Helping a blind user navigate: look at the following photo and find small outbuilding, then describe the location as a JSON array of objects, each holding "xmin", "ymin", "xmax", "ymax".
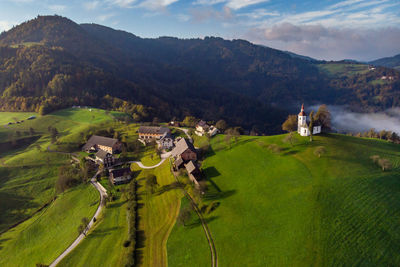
[
  {"xmin": 110, "ymin": 167, "xmax": 132, "ymax": 185},
  {"xmin": 95, "ymin": 150, "xmax": 115, "ymax": 168}
]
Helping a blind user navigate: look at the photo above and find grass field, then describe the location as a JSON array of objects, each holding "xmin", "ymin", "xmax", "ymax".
[
  {"xmin": 0, "ymin": 111, "xmax": 37, "ymax": 125},
  {"xmin": 133, "ymin": 161, "xmax": 182, "ymax": 266},
  {"xmin": 0, "ymin": 108, "xmax": 128, "ymax": 266},
  {"xmin": 58, "ymin": 182, "xmax": 131, "ymax": 267},
  {"xmin": 317, "ymin": 63, "xmax": 370, "ymax": 77},
  {"xmin": 0, "ymin": 184, "xmax": 98, "ymax": 266},
  {"xmin": 167, "ymin": 133, "xmax": 400, "ymax": 266}
]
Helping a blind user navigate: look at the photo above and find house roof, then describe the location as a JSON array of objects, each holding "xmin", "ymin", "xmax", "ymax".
[
  {"xmin": 171, "ymin": 138, "xmax": 195, "ymax": 158},
  {"xmin": 185, "ymin": 160, "xmax": 198, "ymax": 174},
  {"xmin": 138, "ymin": 126, "xmax": 170, "ymax": 135},
  {"xmin": 175, "ymin": 156, "xmax": 184, "ymax": 167},
  {"xmin": 83, "ymin": 135, "xmax": 119, "ymax": 150},
  {"xmin": 111, "ymin": 167, "xmax": 131, "ymax": 178},
  {"xmin": 298, "ymin": 104, "xmax": 306, "ymax": 116},
  {"xmin": 95, "ymin": 149, "xmax": 110, "ymax": 159},
  {"xmin": 197, "ymin": 120, "xmax": 209, "ymax": 128}
]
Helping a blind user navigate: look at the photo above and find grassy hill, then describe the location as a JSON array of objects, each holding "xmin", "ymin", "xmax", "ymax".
[
  {"xmin": 168, "ymin": 133, "xmax": 400, "ymax": 266},
  {"xmin": 0, "ymin": 108, "xmax": 128, "ymax": 266}
]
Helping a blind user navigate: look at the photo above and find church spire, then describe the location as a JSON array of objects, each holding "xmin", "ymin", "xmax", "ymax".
[{"xmin": 298, "ymin": 103, "xmax": 306, "ymax": 116}]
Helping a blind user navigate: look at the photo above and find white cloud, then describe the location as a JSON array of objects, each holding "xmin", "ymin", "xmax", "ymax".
[
  {"xmin": 239, "ymin": 8, "xmax": 279, "ymax": 19},
  {"xmin": 193, "ymin": 0, "xmax": 226, "ymax": 5},
  {"xmin": 107, "ymin": 0, "xmax": 137, "ymax": 8},
  {"xmin": 83, "ymin": 1, "xmax": 100, "ymax": 10},
  {"xmin": 138, "ymin": 0, "xmax": 179, "ymax": 10},
  {"xmin": 0, "ymin": 20, "xmax": 13, "ymax": 32},
  {"xmin": 246, "ymin": 23, "xmax": 400, "ymax": 61},
  {"xmin": 97, "ymin": 13, "xmax": 116, "ymax": 21},
  {"xmin": 177, "ymin": 14, "xmax": 190, "ymax": 22},
  {"xmin": 226, "ymin": 0, "xmax": 269, "ymax": 10},
  {"xmin": 190, "ymin": 6, "xmax": 233, "ymax": 22},
  {"xmin": 48, "ymin": 4, "xmax": 67, "ymax": 12}
]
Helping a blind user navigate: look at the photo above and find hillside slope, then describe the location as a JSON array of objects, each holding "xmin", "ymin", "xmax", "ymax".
[
  {"xmin": 168, "ymin": 134, "xmax": 400, "ymax": 266},
  {"xmin": 370, "ymin": 54, "xmax": 400, "ymax": 70},
  {"xmin": 1, "ymin": 16, "xmax": 400, "ymax": 132}
]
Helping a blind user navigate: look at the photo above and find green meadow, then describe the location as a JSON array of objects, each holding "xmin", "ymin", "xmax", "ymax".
[
  {"xmin": 0, "ymin": 184, "xmax": 98, "ymax": 266},
  {"xmin": 133, "ymin": 161, "xmax": 182, "ymax": 267},
  {"xmin": 0, "ymin": 108, "xmax": 126, "ymax": 266},
  {"xmin": 317, "ymin": 63, "xmax": 370, "ymax": 77},
  {"xmin": 168, "ymin": 133, "xmax": 400, "ymax": 266}
]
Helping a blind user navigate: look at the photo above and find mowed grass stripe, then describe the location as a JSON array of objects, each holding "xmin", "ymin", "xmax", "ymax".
[{"xmin": 135, "ymin": 161, "xmax": 182, "ymax": 267}]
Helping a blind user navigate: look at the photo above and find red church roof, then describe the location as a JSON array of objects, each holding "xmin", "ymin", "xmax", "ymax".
[{"xmin": 298, "ymin": 104, "xmax": 306, "ymax": 116}]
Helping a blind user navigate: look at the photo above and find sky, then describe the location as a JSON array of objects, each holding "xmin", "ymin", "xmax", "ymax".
[{"xmin": 0, "ymin": 0, "xmax": 399, "ymax": 61}]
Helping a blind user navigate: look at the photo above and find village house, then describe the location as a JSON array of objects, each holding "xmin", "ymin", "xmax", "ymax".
[
  {"xmin": 172, "ymin": 138, "xmax": 197, "ymax": 169},
  {"xmin": 157, "ymin": 132, "xmax": 175, "ymax": 150},
  {"xmin": 138, "ymin": 126, "xmax": 171, "ymax": 142},
  {"xmin": 195, "ymin": 120, "xmax": 218, "ymax": 137},
  {"xmin": 110, "ymin": 167, "xmax": 132, "ymax": 185},
  {"xmin": 95, "ymin": 150, "xmax": 115, "ymax": 168},
  {"xmin": 297, "ymin": 104, "xmax": 321, "ymax": 137},
  {"xmin": 83, "ymin": 135, "xmax": 121, "ymax": 154},
  {"xmin": 185, "ymin": 160, "xmax": 201, "ymax": 185}
]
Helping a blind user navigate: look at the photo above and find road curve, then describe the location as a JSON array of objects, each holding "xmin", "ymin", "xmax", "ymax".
[{"xmin": 49, "ymin": 170, "xmax": 107, "ymax": 267}]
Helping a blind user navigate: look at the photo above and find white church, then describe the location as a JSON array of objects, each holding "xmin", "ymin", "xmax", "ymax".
[{"xmin": 298, "ymin": 104, "xmax": 321, "ymax": 137}]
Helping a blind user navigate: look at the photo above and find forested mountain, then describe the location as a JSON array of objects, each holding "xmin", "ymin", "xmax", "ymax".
[
  {"xmin": 370, "ymin": 54, "xmax": 400, "ymax": 71},
  {"xmin": 0, "ymin": 15, "xmax": 399, "ymax": 133}
]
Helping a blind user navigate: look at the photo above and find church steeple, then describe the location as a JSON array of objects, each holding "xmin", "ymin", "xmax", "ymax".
[{"xmin": 298, "ymin": 104, "xmax": 306, "ymax": 116}]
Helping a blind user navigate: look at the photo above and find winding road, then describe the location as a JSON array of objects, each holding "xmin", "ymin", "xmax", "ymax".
[{"xmin": 49, "ymin": 170, "xmax": 107, "ymax": 267}]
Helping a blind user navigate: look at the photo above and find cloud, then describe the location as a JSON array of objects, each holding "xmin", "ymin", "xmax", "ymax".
[
  {"xmin": 138, "ymin": 0, "xmax": 179, "ymax": 10},
  {"xmin": 177, "ymin": 14, "xmax": 190, "ymax": 22},
  {"xmin": 226, "ymin": 0, "xmax": 270, "ymax": 10},
  {"xmin": 190, "ymin": 6, "xmax": 233, "ymax": 22},
  {"xmin": 48, "ymin": 4, "xmax": 67, "ymax": 12},
  {"xmin": 0, "ymin": 20, "xmax": 13, "ymax": 32},
  {"xmin": 97, "ymin": 13, "xmax": 116, "ymax": 21},
  {"xmin": 83, "ymin": 1, "xmax": 100, "ymax": 10},
  {"xmin": 193, "ymin": 0, "xmax": 269, "ymax": 10},
  {"xmin": 319, "ymin": 105, "xmax": 400, "ymax": 134},
  {"xmin": 107, "ymin": 0, "xmax": 137, "ymax": 8},
  {"xmin": 246, "ymin": 23, "xmax": 400, "ymax": 61},
  {"xmin": 239, "ymin": 8, "xmax": 279, "ymax": 19}
]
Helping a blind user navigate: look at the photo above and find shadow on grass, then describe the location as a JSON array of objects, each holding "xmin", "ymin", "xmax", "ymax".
[
  {"xmin": 185, "ymin": 216, "xmax": 219, "ymax": 229},
  {"xmin": 204, "ymin": 190, "xmax": 236, "ymax": 201},
  {"xmin": 135, "ymin": 229, "xmax": 146, "ymax": 265},
  {"xmin": 89, "ymin": 226, "xmax": 122, "ymax": 238},
  {"xmin": 153, "ymin": 182, "xmax": 184, "ymax": 196}
]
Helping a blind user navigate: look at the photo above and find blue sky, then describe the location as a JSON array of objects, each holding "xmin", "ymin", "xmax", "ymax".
[{"xmin": 0, "ymin": 0, "xmax": 399, "ymax": 60}]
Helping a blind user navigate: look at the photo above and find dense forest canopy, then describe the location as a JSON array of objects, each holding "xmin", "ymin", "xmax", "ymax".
[{"xmin": 0, "ymin": 15, "xmax": 399, "ymax": 133}]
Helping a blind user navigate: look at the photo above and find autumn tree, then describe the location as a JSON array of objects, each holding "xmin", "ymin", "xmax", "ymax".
[
  {"xmin": 182, "ymin": 116, "xmax": 197, "ymax": 127},
  {"xmin": 314, "ymin": 104, "xmax": 331, "ymax": 132},
  {"xmin": 215, "ymin": 119, "xmax": 228, "ymax": 133},
  {"xmin": 282, "ymin": 115, "xmax": 298, "ymax": 132},
  {"xmin": 308, "ymin": 111, "xmax": 314, "ymax": 141}
]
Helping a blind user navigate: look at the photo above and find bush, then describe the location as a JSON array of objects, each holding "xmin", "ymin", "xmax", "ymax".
[
  {"xmin": 267, "ymin": 144, "xmax": 282, "ymax": 154},
  {"xmin": 123, "ymin": 240, "xmax": 131, "ymax": 247}
]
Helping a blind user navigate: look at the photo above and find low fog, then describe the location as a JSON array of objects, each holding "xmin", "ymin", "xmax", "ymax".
[{"xmin": 310, "ymin": 105, "xmax": 400, "ymax": 134}]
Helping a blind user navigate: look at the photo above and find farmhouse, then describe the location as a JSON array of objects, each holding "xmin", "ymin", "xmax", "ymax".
[
  {"xmin": 110, "ymin": 167, "xmax": 132, "ymax": 185},
  {"xmin": 185, "ymin": 160, "xmax": 201, "ymax": 184},
  {"xmin": 83, "ymin": 135, "xmax": 121, "ymax": 154},
  {"xmin": 95, "ymin": 150, "xmax": 115, "ymax": 168},
  {"xmin": 195, "ymin": 120, "xmax": 218, "ymax": 137},
  {"xmin": 138, "ymin": 126, "xmax": 171, "ymax": 141},
  {"xmin": 297, "ymin": 104, "xmax": 321, "ymax": 137},
  {"xmin": 172, "ymin": 138, "xmax": 197, "ymax": 168},
  {"xmin": 157, "ymin": 132, "xmax": 174, "ymax": 150}
]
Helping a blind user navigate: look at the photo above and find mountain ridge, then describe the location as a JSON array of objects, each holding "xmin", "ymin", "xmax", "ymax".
[{"xmin": 0, "ymin": 15, "xmax": 399, "ymax": 133}]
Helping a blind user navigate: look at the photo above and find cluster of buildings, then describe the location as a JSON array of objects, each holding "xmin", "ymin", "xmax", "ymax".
[
  {"xmin": 195, "ymin": 120, "xmax": 218, "ymax": 137},
  {"xmin": 82, "ymin": 135, "xmax": 132, "ymax": 185},
  {"xmin": 82, "ymin": 118, "xmax": 218, "ymax": 187}
]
